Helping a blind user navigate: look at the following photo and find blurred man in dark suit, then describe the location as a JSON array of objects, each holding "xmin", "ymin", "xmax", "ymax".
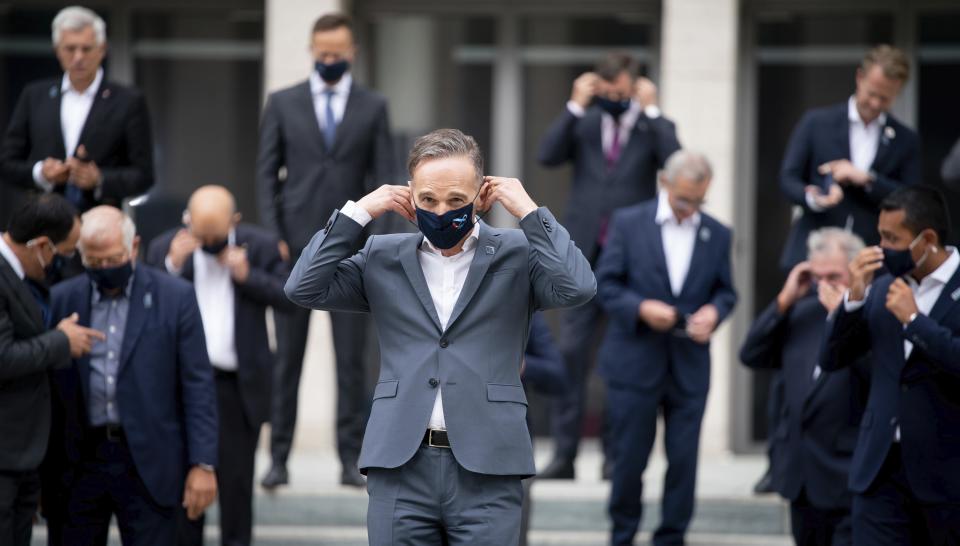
[
  {"xmin": 741, "ymin": 227, "xmax": 869, "ymax": 546},
  {"xmin": 821, "ymin": 187, "xmax": 960, "ymax": 545},
  {"xmin": 47, "ymin": 206, "xmax": 217, "ymax": 546},
  {"xmin": 779, "ymin": 45, "xmax": 920, "ymax": 270},
  {"xmin": 0, "ymin": 195, "xmax": 97, "ymax": 546},
  {"xmin": 595, "ymin": 151, "xmax": 736, "ymax": 546},
  {"xmin": 536, "ymin": 52, "xmax": 681, "ymax": 480},
  {"xmin": 0, "ymin": 6, "xmax": 154, "ymax": 216},
  {"xmin": 146, "ymin": 185, "xmax": 292, "ymax": 546},
  {"xmin": 256, "ymin": 12, "xmax": 394, "ymax": 488}
]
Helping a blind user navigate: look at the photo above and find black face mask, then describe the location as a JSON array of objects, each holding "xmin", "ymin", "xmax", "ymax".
[
  {"xmin": 87, "ymin": 261, "xmax": 133, "ymax": 293},
  {"xmin": 315, "ymin": 59, "xmax": 350, "ymax": 83},
  {"xmin": 595, "ymin": 96, "xmax": 631, "ymax": 118},
  {"xmin": 882, "ymin": 233, "xmax": 926, "ymax": 278},
  {"xmin": 201, "ymin": 239, "xmax": 229, "ymax": 255}
]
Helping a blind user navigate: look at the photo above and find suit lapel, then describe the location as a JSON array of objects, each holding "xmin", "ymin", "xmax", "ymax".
[
  {"xmin": 75, "ymin": 82, "xmax": 111, "ymax": 157},
  {"xmin": 331, "ymin": 86, "xmax": 362, "ymax": 154},
  {"xmin": 869, "ymin": 119, "xmax": 894, "ymax": 174},
  {"xmin": 0, "ymin": 259, "xmax": 43, "ymax": 331},
  {"xmin": 118, "ymin": 269, "xmax": 153, "ymax": 373},
  {"xmin": 647, "ymin": 205, "xmax": 673, "ymax": 296},
  {"xmin": 928, "ymin": 264, "xmax": 960, "ymax": 324},
  {"xmin": 446, "ymin": 224, "xmax": 500, "ymax": 332},
  {"xmin": 678, "ymin": 223, "xmax": 710, "ymax": 298},
  {"xmin": 399, "ymin": 235, "xmax": 442, "ymax": 333},
  {"xmin": 296, "ymin": 83, "xmax": 329, "ymax": 155},
  {"xmin": 43, "ymin": 81, "xmax": 67, "ymax": 158},
  {"xmin": 836, "ymin": 104, "xmax": 851, "ymax": 160},
  {"xmin": 77, "ymin": 281, "xmax": 93, "ymax": 405}
]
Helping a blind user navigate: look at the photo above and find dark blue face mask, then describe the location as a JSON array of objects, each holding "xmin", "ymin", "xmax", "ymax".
[
  {"xmin": 315, "ymin": 59, "xmax": 350, "ymax": 83},
  {"xmin": 594, "ymin": 96, "xmax": 631, "ymax": 118},
  {"xmin": 87, "ymin": 261, "xmax": 133, "ymax": 293},
  {"xmin": 201, "ymin": 238, "xmax": 229, "ymax": 255},
  {"xmin": 882, "ymin": 233, "xmax": 926, "ymax": 278},
  {"xmin": 416, "ymin": 203, "xmax": 475, "ymax": 250}
]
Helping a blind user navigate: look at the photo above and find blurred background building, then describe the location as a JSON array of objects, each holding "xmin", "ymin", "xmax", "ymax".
[{"xmin": 2, "ymin": 0, "xmax": 959, "ymax": 459}]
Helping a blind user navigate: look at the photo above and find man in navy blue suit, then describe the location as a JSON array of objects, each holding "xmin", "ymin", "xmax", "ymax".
[
  {"xmin": 779, "ymin": 45, "xmax": 921, "ymax": 270},
  {"xmin": 536, "ymin": 52, "xmax": 681, "ymax": 480},
  {"xmin": 47, "ymin": 206, "xmax": 218, "ymax": 546},
  {"xmin": 821, "ymin": 186, "xmax": 960, "ymax": 545},
  {"xmin": 595, "ymin": 151, "xmax": 737, "ymax": 546},
  {"xmin": 741, "ymin": 227, "xmax": 869, "ymax": 546}
]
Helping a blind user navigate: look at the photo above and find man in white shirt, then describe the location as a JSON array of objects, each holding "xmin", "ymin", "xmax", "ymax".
[
  {"xmin": 594, "ymin": 150, "xmax": 737, "ymax": 546},
  {"xmin": 821, "ymin": 186, "xmax": 960, "ymax": 545},
  {"xmin": 0, "ymin": 5, "xmax": 154, "ymax": 222},
  {"xmin": 256, "ymin": 12, "xmax": 395, "ymax": 489},
  {"xmin": 536, "ymin": 52, "xmax": 682, "ymax": 480},
  {"xmin": 145, "ymin": 186, "xmax": 291, "ymax": 546}
]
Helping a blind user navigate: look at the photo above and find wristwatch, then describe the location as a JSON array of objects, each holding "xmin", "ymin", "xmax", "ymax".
[
  {"xmin": 196, "ymin": 463, "xmax": 215, "ymax": 473},
  {"xmin": 907, "ymin": 312, "xmax": 918, "ymax": 325}
]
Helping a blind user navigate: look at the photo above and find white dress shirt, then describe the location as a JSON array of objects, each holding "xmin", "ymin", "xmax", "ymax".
[
  {"xmin": 654, "ymin": 190, "xmax": 700, "ymax": 296},
  {"xmin": 309, "ymin": 71, "xmax": 352, "ymax": 131},
  {"xmin": 843, "ymin": 246, "xmax": 959, "ymax": 441},
  {"xmin": 33, "ymin": 68, "xmax": 104, "ymax": 190},
  {"xmin": 0, "ymin": 235, "xmax": 26, "ymax": 280},
  {"xmin": 165, "ymin": 231, "xmax": 239, "ymax": 371},
  {"xmin": 566, "ymin": 99, "xmax": 661, "ymax": 156},
  {"xmin": 340, "ymin": 200, "xmax": 480, "ymax": 431}
]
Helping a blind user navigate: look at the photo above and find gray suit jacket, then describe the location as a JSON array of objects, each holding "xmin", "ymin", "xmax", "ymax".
[
  {"xmin": 256, "ymin": 79, "xmax": 394, "ymax": 252},
  {"xmin": 285, "ymin": 207, "xmax": 596, "ymax": 477}
]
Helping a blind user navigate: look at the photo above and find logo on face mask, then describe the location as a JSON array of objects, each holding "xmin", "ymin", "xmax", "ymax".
[{"xmin": 416, "ymin": 205, "xmax": 475, "ymax": 250}]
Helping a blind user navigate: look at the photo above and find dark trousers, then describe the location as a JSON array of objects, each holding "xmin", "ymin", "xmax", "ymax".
[
  {"xmin": 551, "ymin": 297, "xmax": 610, "ymax": 461},
  {"xmin": 270, "ymin": 305, "xmax": 368, "ymax": 469},
  {"xmin": 178, "ymin": 371, "xmax": 260, "ymax": 546},
  {"xmin": 63, "ymin": 430, "xmax": 175, "ymax": 546},
  {"xmin": 790, "ymin": 491, "xmax": 851, "ymax": 546},
  {"xmin": 853, "ymin": 444, "xmax": 960, "ymax": 546},
  {"xmin": 606, "ymin": 381, "xmax": 707, "ymax": 546},
  {"xmin": 0, "ymin": 469, "xmax": 40, "ymax": 546},
  {"xmin": 365, "ymin": 445, "xmax": 523, "ymax": 545}
]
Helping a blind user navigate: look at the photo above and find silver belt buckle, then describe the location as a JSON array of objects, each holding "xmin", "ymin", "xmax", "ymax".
[{"xmin": 428, "ymin": 429, "xmax": 449, "ymax": 449}]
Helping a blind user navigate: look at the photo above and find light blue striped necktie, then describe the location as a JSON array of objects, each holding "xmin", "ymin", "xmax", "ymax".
[{"xmin": 323, "ymin": 88, "xmax": 337, "ymax": 150}]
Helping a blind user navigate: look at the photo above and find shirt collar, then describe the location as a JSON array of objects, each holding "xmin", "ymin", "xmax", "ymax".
[
  {"xmin": 61, "ymin": 67, "xmax": 104, "ymax": 97},
  {"xmin": 917, "ymin": 246, "xmax": 960, "ymax": 288},
  {"xmin": 848, "ymin": 95, "xmax": 886, "ymax": 128},
  {"xmin": 90, "ymin": 268, "xmax": 135, "ymax": 304},
  {"xmin": 309, "ymin": 71, "xmax": 353, "ymax": 97},
  {"xmin": 654, "ymin": 190, "xmax": 701, "ymax": 228},
  {"xmin": 420, "ymin": 221, "xmax": 481, "ymax": 257},
  {"xmin": 0, "ymin": 234, "xmax": 26, "ymax": 280}
]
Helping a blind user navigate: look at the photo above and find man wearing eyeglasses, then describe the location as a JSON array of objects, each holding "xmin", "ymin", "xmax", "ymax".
[
  {"xmin": 594, "ymin": 150, "xmax": 737, "ymax": 546},
  {"xmin": 47, "ymin": 206, "xmax": 218, "ymax": 546}
]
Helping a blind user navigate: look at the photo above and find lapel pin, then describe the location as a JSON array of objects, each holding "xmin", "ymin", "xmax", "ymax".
[
  {"xmin": 144, "ymin": 292, "xmax": 153, "ymax": 309},
  {"xmin": 101, "ymin": 88, "xmax": 111, "ymax": 99},
  {"xmin": 951, "ymin": 287, "xmax": 960, "ymax": 301},
  {"xmin": 699, "ymin": 226, "xmax": 711, "ymax": 242},
  {"xmin": 49, "ymin": 86, "xmax": 58, "ymax": 98},
  {"xmin": 884, "ymin": 126, "xmax": 896, "ymax": 140},
  {"xmin": 485, "ymin": 245, "xmax": 495, "ymax": 255}
]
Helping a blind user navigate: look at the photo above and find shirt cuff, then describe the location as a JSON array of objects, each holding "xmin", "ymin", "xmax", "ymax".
[
  {"xmin": 566, "ymin": 101, "xmax": 586, "ymax": 118},
  {"xmin": 643, "ymin": 105, "xmax": 661, "ymax": 119},
  {"xmin": 805, "ymin": 191, "xmax": 826, "ymax": 212},
  {"xmin": 843, "ymin": 288, "xmax": 869, "ymax": 312},
  {"xmin": 164, "ymin": 256, "xmax": 184, "ymax": 276},
  {"xmin": 32, "ymin": 161, "xmax": 54, "ymax": 192},
  {"xmin": 340, "ymin": 200, "xmax": 373, "ymax": 227}
]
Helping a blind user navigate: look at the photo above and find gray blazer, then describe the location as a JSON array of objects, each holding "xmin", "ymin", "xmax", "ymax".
[{"xmin": 285, "ymin": 207, "xmax": 596, "ymax": 477}]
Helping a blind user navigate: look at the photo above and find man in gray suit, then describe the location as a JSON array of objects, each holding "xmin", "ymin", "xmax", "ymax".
[
  {"xmin": 256, "ymin": 12, "xmax": 394, "ymax": 488},
  {"xmin": 286, "ymin": 129, "xmax": 595, "ymax": 544}
]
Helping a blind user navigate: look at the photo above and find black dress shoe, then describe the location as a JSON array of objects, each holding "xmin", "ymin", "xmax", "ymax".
[
  {"xmin": 753, "ymin": 468, "xmax": 775, "ymax": 494},
  {"xmin": 341, "ymin": 467, "xmax": 366, "ymax": 487},
  {"xmin": 601, "ymin": 459, "xmax": 613, "ymax": 481},
  {"xmin": 537, "ymin": 457, "xmax": 575, "ymax": 480},
  {"xmin": 261, "ymin": 465, "xmax": 289, "ymax": 490}
]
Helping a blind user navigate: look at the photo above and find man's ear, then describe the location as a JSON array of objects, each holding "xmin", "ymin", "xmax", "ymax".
[{"xmin": 232, "ymin": 212, "xmax": 242, "ymax": 226}]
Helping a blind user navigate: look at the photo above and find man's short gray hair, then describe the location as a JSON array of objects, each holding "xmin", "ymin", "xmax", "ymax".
[
  {"xmin": 79, "ymin": 207, "xmax": 136, "ymax": 252},
  {"xmin": 807, "ymin": 227, "xmax": 864, "ymax": 262},
  {"xmin": 407, "ymin": 128, "xmax": 484, "ymax": 183},
  {"xmin": 52, "ymin": 6, "xmax": 106, "ymax": 47},
  {"xmin": 662, "ymin": 150, "xmax": 713, "ymax": 186}
]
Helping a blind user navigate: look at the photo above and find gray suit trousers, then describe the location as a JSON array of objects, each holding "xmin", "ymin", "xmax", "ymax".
[{"xmin": 366, "ymin": 445, "xmax": 523, "ymax": 546}]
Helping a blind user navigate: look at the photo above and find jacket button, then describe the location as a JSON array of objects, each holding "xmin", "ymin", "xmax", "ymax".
[
  {"xmin": 439, "ymin": 339, "xmax": 449, "ymax": 348},
  {"xmin": 428, "ymin": 378, "xmax": 439, "ymax": 388},
  {"xmin": 890, "ymin": 417, "xmax": 898, "ymax": 426},
  {"xmin": 901, "ymin": 385, "xmax": 909, "ymax": 393}
]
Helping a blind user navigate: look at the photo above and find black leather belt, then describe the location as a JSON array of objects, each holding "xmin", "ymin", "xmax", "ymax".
[
  {"xmin": 423, "ymin": 429, "xmax": 450, "ymax": 449},
  {"xmin": 88, "ymin": 424, "xmax": 125, "ymax": 443}
]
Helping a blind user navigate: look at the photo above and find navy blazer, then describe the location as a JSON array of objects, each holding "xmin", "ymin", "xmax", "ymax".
[
  {"xmin": 740, "ymin": 295, "xmax": 869, "ymax": 510},
  {"xmin": 145, "ymin": 223, "xmax": 293, "ymax": 426},
  {"xmin": 820, "ymin": 270, "xmax": 960, "ymax": 504},
  {"xmin": 537, "ymin": 106, "xmax": 681, "ymax": 263},
  {"xmin": 595, "ymin": 199, "xmax": 737, "ymax": 394},
  {"xmin": 47, "ymin": 266, "xmax": 218, "ymax": 507},
  {"xmin": 779, "ymin": 102, "xmax": 921, "ymax": 269}
]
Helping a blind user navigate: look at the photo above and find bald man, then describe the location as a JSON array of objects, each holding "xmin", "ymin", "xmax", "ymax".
[
  {"xmin": 48, "ymin": 206, "xmax": 217, "ymax": 546},
  {"xmin": 146, "ymin": 186, "xmax": 292, "ymax": 546}
]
